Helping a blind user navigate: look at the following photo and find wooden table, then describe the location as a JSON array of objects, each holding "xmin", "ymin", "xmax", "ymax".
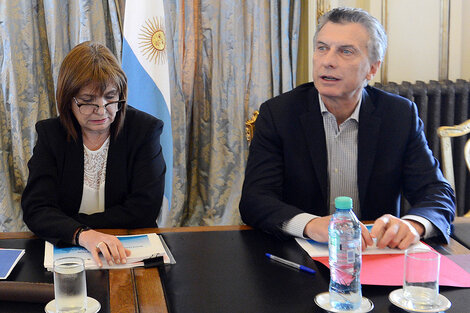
[
  {"xmin": 0, "ymin": 226, "xmax": 251, "ymax": 313},
  {"xmin": 123, "ymin": 225, "xmax": 251, "ymax": 313},
  {"xmin": 1, "ymin": 224, "xmax": 469, "ymax": 312},
  {"xmin": 108, "ymin": 225, "xmax": 470, "ymax": 312}
]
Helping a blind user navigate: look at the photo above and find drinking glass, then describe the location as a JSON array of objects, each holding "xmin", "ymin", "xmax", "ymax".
[
  {"xmin": 54, "ymin": 257, "xmax": 87, "ymax": 313},
  {"xmin": 403, "ymin": 248, "xmax": 440, "ymax": 310}
]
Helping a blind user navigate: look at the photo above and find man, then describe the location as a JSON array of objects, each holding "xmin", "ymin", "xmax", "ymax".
[{"xmin": 239, "ymin": 7, "xmax": 455, "ymax": 250}]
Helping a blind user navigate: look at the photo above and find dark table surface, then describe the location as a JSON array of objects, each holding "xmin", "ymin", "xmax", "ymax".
[
  {"xmin": 0, "ymin": 238, "xmax": 110, "ymax": 313},
  {"xmin": 160, "ymin": 229, "xmax": 470, "ymax": 313},
  {"xmin": 452, "ymin": 216, "xmax": 470, "ymax": 250},
  {"xmin": 2, "ymin": 224, "xmax": 470, "ymax": 313}
]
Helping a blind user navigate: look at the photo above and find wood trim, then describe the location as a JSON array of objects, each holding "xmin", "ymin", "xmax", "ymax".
[
  {"xmin": 439, "ymin": 0, "xmax": 451, "ymax": 80},
  {"xmin": 133, "ymin": 267, "xmax": 168, "ymax": 313},
  {"xmin": 109, "ymin": 269, "xmax": 138, "ymax": 313},
  {"xmin": 128, "ymin": 225, "xmax": 253, "ymax": 235},
  {"xmin": 439, "ymin": 136, "xmax": 455, "ymax": 190},
  {"xmin": 0, "ymin": 225, "xmax": 252, "ymax": 239},
  {"xmin": 245, "ymin": 111, "xmax": 259, "ymax": 142},
  {"xmin": 437, "ymin": 119, "xmax": 470, "ymax": 138},
  {"xmin": 436, "ymin": 119, "xmax": 470, "ymax": 191},
  {"xmin": 0, "ymin": 232, "xmax": 36, "ymax": 239},
  {"xmin": 380, "ymin": 0, "xmax": 389, "ymax": 84},
  {"xmin": 431, "ymin": 235, "xmax": 470, "ymax": 255}
]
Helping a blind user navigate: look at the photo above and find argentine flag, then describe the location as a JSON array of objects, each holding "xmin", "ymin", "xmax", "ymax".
[{"xmin": 122, "ymin": 0, "xmax": 173, "ymax": 222}]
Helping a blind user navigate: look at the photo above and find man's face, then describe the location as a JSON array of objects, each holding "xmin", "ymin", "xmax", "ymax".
[{"xmin": 313, "ymin": 22, "xmax": 380, "ymax": 104}]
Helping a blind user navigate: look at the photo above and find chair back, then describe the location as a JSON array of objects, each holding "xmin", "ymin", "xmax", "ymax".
[
  {"xmin": 245, "ymin": 111, "xmax": 259, "ymax": 143},
  {"xmin": 437, "ymin": 119, "xmax": 470, "ymax": 192}
]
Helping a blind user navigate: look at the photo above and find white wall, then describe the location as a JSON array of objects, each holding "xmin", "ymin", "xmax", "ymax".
[
  {"xmin": 460, "ymin": 0, "xmax": 470, "ymax": 80},
  {"xmin": 307, "ymin": 0, "xmax": 469, "ymax": 84},
  {"xmin": 387, "ymin": 0, "xmax": 441, "ymax": 83}
]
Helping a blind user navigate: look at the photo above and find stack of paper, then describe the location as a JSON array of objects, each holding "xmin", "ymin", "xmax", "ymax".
[
  {"xmin": 295, "ymin": 238, "xmax": 430, "ymax": 258},
  {"xmin": 44, "ymin": 233, "xmax": 174, "ymax": 271}
]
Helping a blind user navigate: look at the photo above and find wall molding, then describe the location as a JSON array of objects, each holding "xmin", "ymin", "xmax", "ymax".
[{"xmin": 439, "ymin": 0, "xmax": 450, "ymax": 80}]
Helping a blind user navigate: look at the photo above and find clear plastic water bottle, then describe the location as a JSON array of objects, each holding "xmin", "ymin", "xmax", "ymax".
[{"xmin": 328, "ymin": 196, "xmax": 362, "ymax": 310}]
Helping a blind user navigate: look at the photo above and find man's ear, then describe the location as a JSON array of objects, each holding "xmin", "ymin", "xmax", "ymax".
[{"xmin": 366, "ymin": 60, "xmax": 381, "ymax": 80}]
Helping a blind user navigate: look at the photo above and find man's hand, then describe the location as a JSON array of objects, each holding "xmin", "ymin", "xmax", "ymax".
[
  {"xmin": 303, "ymin": 215, "xmax": 332, "ymax": 242},
  {"xmin": 78, "ymin": 229, "xmax": 131, "ymax": 267},
  {"xmin": 370, "ymin": 214, "xmax": 424, "ymax": 250},
  {"xmin": 304, "ymin": 216, "xmax": 374, "ymax": 251}
]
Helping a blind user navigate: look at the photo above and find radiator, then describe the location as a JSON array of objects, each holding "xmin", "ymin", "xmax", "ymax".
[{"xmin": 374, "ymin": 80, "xmax": 470, "ymax": 216}]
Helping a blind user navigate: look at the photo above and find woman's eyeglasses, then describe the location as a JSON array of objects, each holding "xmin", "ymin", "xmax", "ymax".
[{"xmin": 73, "ymin": 97, "xmax": 125, "ymax": 115}]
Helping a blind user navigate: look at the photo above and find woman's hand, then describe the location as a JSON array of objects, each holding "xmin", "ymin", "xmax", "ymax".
[{"xmin": 78, "ymin": 229, "xmax": 131, "ymax": 267}]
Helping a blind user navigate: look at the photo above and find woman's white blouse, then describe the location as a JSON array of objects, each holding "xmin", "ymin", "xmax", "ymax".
[{"xmin": 78, "ymin": 137, "xmax": 110, "ymax": 215}]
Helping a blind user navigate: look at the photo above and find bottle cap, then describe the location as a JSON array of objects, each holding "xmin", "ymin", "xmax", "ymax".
[{"xmin": 335, "ymin": 196, "xmax": 353, "ymax": 209}]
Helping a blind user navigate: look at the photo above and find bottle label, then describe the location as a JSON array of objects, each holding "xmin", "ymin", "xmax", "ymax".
[
  {"xmin": 330, "ymin": 234, "xmax": 338, "ymax": 262},
  {"xmin": 329, "ymin": 233, "xmax": 357, "ymax": 264},
  {"xmin": 347, "ymin": 249, "xmax": 354, "ymax": 264}
]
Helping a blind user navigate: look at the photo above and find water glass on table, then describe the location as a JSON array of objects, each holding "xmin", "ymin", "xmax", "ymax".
[
  {"xmin": 54, "ymin": 257, "xmax": 87, "ymax": 313},
  {"xmin": 403, "ymin": 248, "xmax": 440, "ymax": 310}
]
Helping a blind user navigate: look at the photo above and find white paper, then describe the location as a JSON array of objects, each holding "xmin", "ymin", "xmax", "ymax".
[
  {"xmin": 296, "ymin": 237, "xmax": 431, "ymax": 258},
  {"xmin": 44, "ymin": 233, "xmax": 173, "ymax": 271}
]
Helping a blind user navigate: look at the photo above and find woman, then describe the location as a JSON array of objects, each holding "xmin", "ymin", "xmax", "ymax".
[{"xmin": 22, "ymin": 41, "xmax": 166, "ymax": 267}]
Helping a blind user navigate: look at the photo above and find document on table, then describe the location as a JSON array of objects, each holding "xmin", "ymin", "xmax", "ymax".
[
  {"xmin": 295, "ymin": 237, "xmax": 430, "ymax": 258},
  {"xmin": 309, "ymin": 251, "xmax": 470, "ymax": 287},
  {"xmin": 44, "ymin": 233, "xmax": 175, "ymax": 271},
  {"xmin": 0, "ymin": 249, "xmax": 25, "ymax": 279},
  {"xmin": 295, "ymin": 236, "xmax": 470, "ymax": 287}
]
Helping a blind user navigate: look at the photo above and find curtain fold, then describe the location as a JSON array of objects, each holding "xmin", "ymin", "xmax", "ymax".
[
  {"xmin": 0, "ymin": 0, "xmax": 300, "ymax": 230},
  {"xmin": 0, "ymin": 0, "xmax": 121, "ymax": 231},
  {"xmin": 161, "ymin": 0, "xmax": 300, "ymax": 226}
]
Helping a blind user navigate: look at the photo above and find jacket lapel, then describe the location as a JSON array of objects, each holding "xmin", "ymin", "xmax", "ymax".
[
  {"xmin": 64, "ymin": 135, "xmax": 85, "ymax": 212},
  {"xmin": 357, "ymin": 88, "xmax": 381, "ymax": 209},
  {"xmin": 105, "ymin": 125, "xmax": 128, "ymax": 207},
  {"xmin": 300, "ymin": 88, "xmax": 328, "ymax": 206}
]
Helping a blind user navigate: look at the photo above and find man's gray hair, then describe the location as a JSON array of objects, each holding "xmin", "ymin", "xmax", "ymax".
[{"xmin": 314, "ymin": 7, "xmax": 388, "ymax": 63}]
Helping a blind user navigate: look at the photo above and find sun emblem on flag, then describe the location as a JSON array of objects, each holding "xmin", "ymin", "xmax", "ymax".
[{"xmin": 139, "ymin": 17, "xmax": 167, "ymax": 64}]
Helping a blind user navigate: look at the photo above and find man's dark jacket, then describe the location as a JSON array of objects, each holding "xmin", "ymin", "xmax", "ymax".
[{"xmin": 240, "ymin": 83, "xmax": 455, "ymax": 242}]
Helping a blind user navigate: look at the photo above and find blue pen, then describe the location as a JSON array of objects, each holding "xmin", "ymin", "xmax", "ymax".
[{"xmin": 265, "ymin": 253, "xmax": 316, "ymax": 275}]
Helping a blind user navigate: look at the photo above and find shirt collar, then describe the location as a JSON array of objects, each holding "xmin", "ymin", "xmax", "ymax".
[{"xmin": 318, "ymin": 93, "xmax": 362, "ymax": 123}]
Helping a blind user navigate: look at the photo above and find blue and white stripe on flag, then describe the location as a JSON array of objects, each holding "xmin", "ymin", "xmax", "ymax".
[{"xmin": 122, "ymin": 0, "xmax": 173, "ymax": 220}]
